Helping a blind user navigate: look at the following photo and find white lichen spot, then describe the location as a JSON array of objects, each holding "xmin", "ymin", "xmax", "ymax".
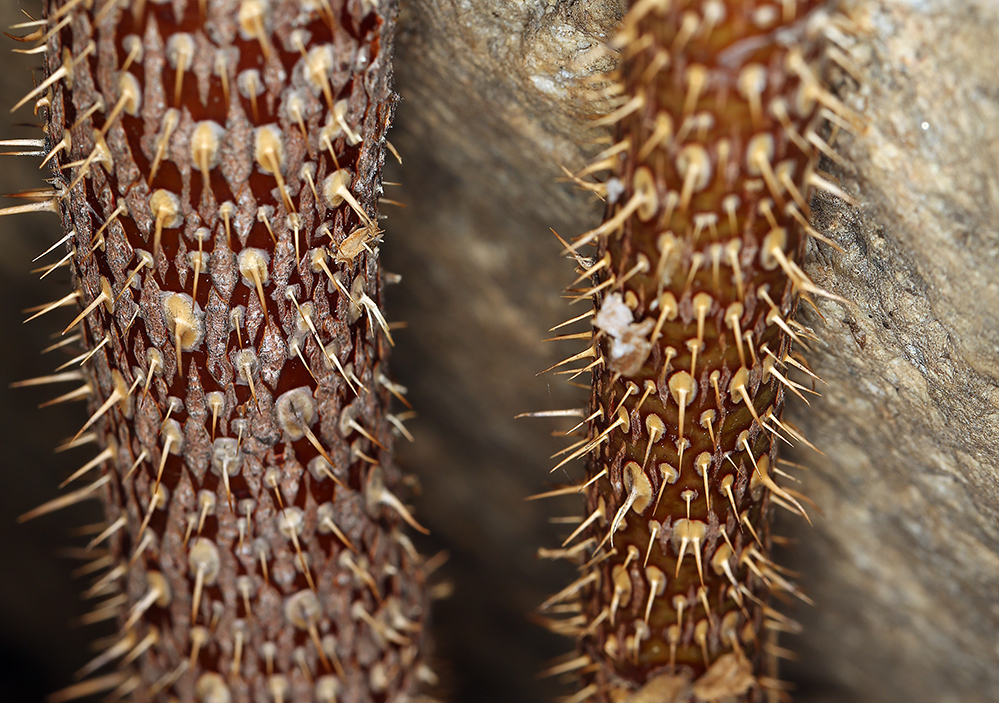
[{"xmin": 593, "ymin": 292, "xmax": 654, "ymax": 376}]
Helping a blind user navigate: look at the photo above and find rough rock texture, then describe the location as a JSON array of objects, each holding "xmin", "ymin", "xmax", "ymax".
[
  {"xmin": 785, "ymin": 3, "xmax": 999, "ymax": 701},
  {"xmin": 383, "ymin": 2, "xmax": 618, "ymax": 701},
  {"xmin": 3, "ymin": 0, "xmax": 999, "ymax": 702}
]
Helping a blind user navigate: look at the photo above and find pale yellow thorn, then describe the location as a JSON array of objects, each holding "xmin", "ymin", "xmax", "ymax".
[{"xmin": 18, "ymin": 475, "xmax": 110, "ymax": 523}]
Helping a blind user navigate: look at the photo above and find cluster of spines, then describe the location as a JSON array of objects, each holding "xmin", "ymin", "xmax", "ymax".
[
  {"xmin": 532, "ymin": 1, "xmax": 854, "ymax": 701},
  {"xmin": 6, "ymin": 0, "xmax": 434, "ymax": 701}
]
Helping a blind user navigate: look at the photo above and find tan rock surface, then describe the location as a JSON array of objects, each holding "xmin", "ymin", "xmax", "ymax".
[{"xmin": 3, "ymin": 1, "xmax": 998, "ymax": 702}]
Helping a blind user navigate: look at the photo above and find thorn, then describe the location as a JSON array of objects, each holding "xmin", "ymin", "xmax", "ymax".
[
  {"xmin": 324, "ymin": 169, "xmax": 376, "ymax": 231},
  {"xmin": 19, "ymin": 475, "xmax": 110, "ymax": 522},
  {"xmin": 47, "ymin": 674, "xmax": 127, "ymax": 703},
  {"xmin": 550, "ymin": 310, "xmax": 595, "ymax": 333},
  {"xmin": 592, "ymin": 92, "xmax": 644, "ymax": 128},
  {"xmin": 144, "ymin": 432, "xmax": 179, "ymax": 538},
  {"xmin": 0, "ymin": 198, "xmax": 59, "ymax": 218},
  {"xmin": 122, "ymin": 576, "xmax": 166, "ymax": 631},
  {"xmin": 242, "ymin": 70, "xmax": 262, "ymax": 123},
  {"xmin": 5, "ymin": 187, "xmax": 63, "ymax": 201},
  {"xmin": 77, "ymin": 594, "xmax": 127, "ymax": 626},
  {"xmin": 114, "ymin": 252, "xmax": 153, "ymax": 305},
  {"xmin": 119, "ymin": 629, "xmax": 158, "ymax": 668},
  {"xmin": 549, "ymin": 411, "xmax": 624, "ymax": 474},
  {"xmin": 288, "ymin": 339, "xmax": 317, "ymax": 383},
  {"xmin": 386, "ymin": 413, "xmax": 414, "ymax": 442},
  {"xmin": 236, "ymin": 351, "xmax": 260, "ymax": 409},
  {"xmin": 346, "ymin": 418, "xmax": 386, "ymax": 451},
  {"xmin": 569, "ymin": 188, "xmax": 647, "ymax": 251},
  {"xmin": 69, "ymin": 98, "xmax": 105, "ymax": 135},
  {"xmin": 51, "ymin": 0, "xmax": 93, "ymax": 21},
  {"xmin": 286, "ymin": 92, "xmax": 309, "ymax": 142},
  {"xmin": 808, "ymin": 170, "xmax": 859, "ymax": 207},
  {"xmin": 320, "ymin": 514, "xmax": 357, "ymax": 553},
  {"xmin": 515, "ymin": 408, "xmax": 587, "ymax": 420},
  {"xmin": 5, "ymin": 20, "xmax": 45, "ymax": 43},
  {"xmin": 128, "ymin": 533, "xmax": 153, "ymax": 567},
  {"xmin": 341, "ymin": 551, "xmax": 382, "ymax": 604},
  {"xmin": 69, "ymin": 554, "xmax": 113, "ymax": 579},
  {"xmin": 538, "ymin": 344, "xmax": 596, "ymax": 376},
  {"xmin": 386, "ymin": 140, "xmax": 402, "ymax": 164},
  {"xmin": 86, "ymin": 203, "xmax": 127, "ymax": 256},
  {"xmin": 146, "ymin": 662, "xmax": 189, "ymax": 700},
  {"xmin": 34, "ymin": 249, "xmax": 74, "ymax": 279},
  {"xmin": 64, "ymin": 130, "xmax": 114, "ymax": 193},
  {"xmin": 537, "ymin": 538, "xmax": 594, "ymax": 561},
  {"xmin": 33, "ymin": 231, "xmax": 74, "ymax": 263},
  {"xmin": 258, "ymin": 544, "xmax": 270, "ymax": 585},
  {"xmin": 560, "ymin": 499, "xmax": 606, "ymax": 548},
  {"xmin": 367, "ymin": 466, "xmax": 429, "ymax": 534},
  {"xmin": 195, "ymin": 492, "xmax": 215, "ymax": 536},
  {"xmin": 149, "ymin": 189, "xmax": 181, "ymax": 266},
  {"xmin": 358, "ymin": 293, "xmax": 394, "ymax": 346},
  {"xmin": 672, "ymin": 518, "xmax": 706, "ymax": 584},
  {"xmin": 324, "ymin": 106, "xmax": 361, "ymax": 157},
  {"xmin": 214, "ymin": 50, "xmax": 231, "ymax": 108},
  {"xmin": 0, "ymin": 136, "xmax": 45, "ymax": 155},
  {"xmin": 135, "ymin": 483, "xmax": 163, "ymax": 548},
  {"xmin": 11, "ymin": 42, "xmax": 95, "ymax": 114},
  {"xmin": 54, "ymin": 333, "xmax": 110, "ymax": 372},
  {"xmin": 377, "ymin": 373, "xmax": 412, "ymax": 409},
  {"xmin": 299, "ymin": 425, "xmax": 344, "ymax": 489},
  {"xmin": 526, "ymin": 468, "xmax": 607, "ymax": 501},
  {"xmin": 537, "ymin": 655, "xmax": 591, "ymax": 679},
  {"xmin": 147, "ymin": 110, "xmax": 179, "ymax": 186},
  {"xmin": 254, "ymin": 125, "xmax": 295, "ymax": 216},
  {"xmin": 167, "ymin": 34, "xmax": 194, "ymax": 107},
  {"xmin": 237, "ymin": 578, "xmax": 253, "ymax": 618},
  {"xmin": 98, "ymin": 73, "xmax": 141, "ymax": 138},
  {"xmin": 10, "ymin": 370, "xmax": 83, "ymax": 388},
  {"xmin": 287, "ymin": 287, "xmax": 357, "ymax": 395},
  {"xmin": 241, "ymin": 248, "xmax": 271, "ymax": 324},
  {"xmin": 139, "ymin": 355, "xmax": 160, "ymax": 407},
  {"xmin": 643, "ymin": 520, "xmax": 661, "ymax": 568},
  {"xmin": 540, "ymin": 572, "xmax": 599, "ymax": 616},
  {"xmin": 279, "ymin": 508, "xmax": 317, "ymax": 594},
  {"xmin": 62, "ymin": 281, "xmax": 112, "ymax": 335},
  {"xmin": 85, "ymin": 515, "xmax": 126, "ymax": 551},
  {"xmin": 82, "ymin": 564, "xmax": 126, "ymax": 600},
  {"xmin": 60, "ymin": 445, "xmax": 114, "ymax": 488},
  {"xmin": 767, "ymin": 412, "xmax": 824, "ymax": 455},
  {"xmin": 643, "ymin": 565, "xmax": 666, "ymax": 624},
  {"xmin": 743, "ymin": 439, "xmax": 811, "ymax": 526},
  {"xmin": 238, "ymin": 0, "xmax": 273, "ymax": 60},
  {"xmin": 56, "ymin": 432, "xmax": 98, "ymax": 453}
]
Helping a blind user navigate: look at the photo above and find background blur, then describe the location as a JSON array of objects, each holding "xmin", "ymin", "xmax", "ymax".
[{"xmin": 4, "ymin": 1, "xmax": 999, "ymax": 702}]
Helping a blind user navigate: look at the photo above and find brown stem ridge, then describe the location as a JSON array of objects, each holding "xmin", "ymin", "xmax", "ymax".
[
  {"xmin": 12, "ymin": 0, "xmax": 430, "ymax": 700},
  {"xmin": 537, "ymin": 2, "xmax": 848, "ymax": 701}
]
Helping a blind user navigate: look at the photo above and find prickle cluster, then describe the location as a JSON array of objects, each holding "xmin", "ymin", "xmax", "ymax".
[
  {"xmin": 7, "ymin": 0, "xmax": 433, "ymax": 701},
  {"xmin": 534, "ymin": 1, "xmax": 855, "ymax": 701}
]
